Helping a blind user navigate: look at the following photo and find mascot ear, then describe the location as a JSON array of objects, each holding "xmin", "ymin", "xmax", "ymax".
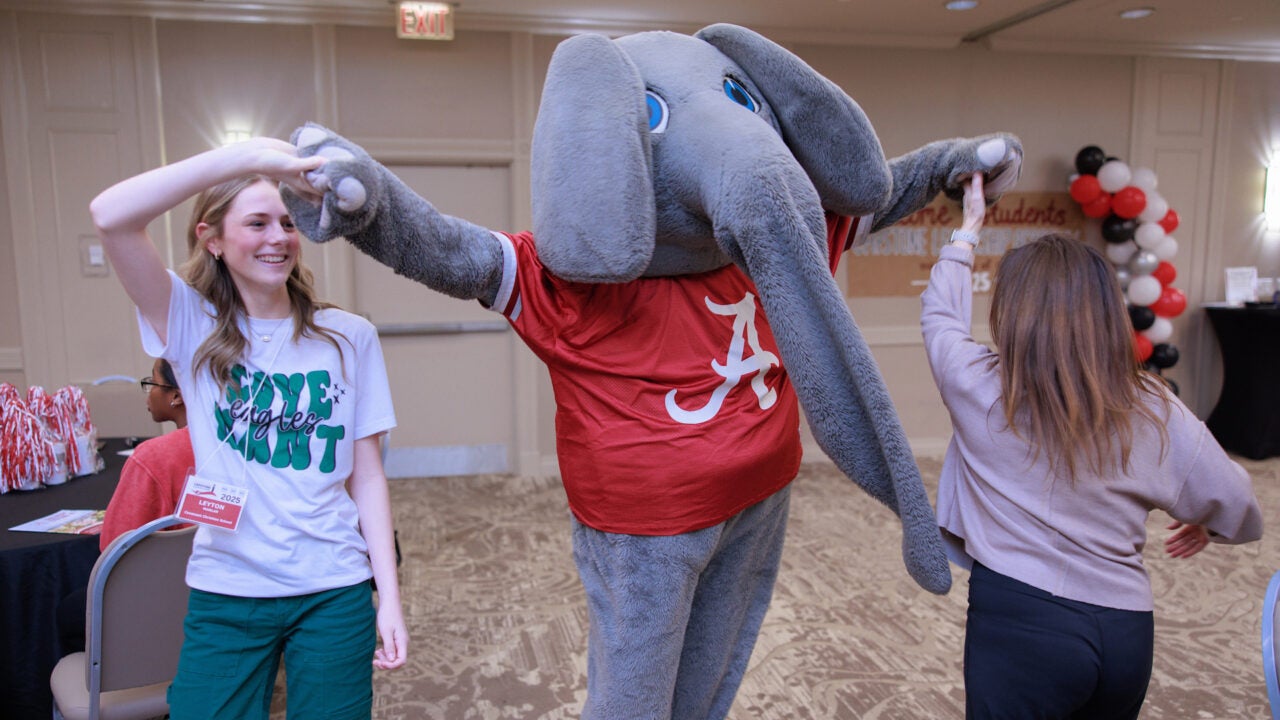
[
  {"xmin": 532, "ymin": 33, "xmax": 656, "ymax": 283},
  {"xmin": 696, "ymin": 23, "xmax": 891, "ymax": 217}
]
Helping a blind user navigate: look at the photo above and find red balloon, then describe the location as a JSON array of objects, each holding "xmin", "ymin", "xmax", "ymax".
[
  {"xmin": 1111, "ymin": 186, "xmax": 1147, "ymax": 219},
  {"xmin": 1150, "ymin": 286, "xmax": 1187, "ymax": 318},
  {"xmin": 1158, "ymin": 208, "xmax": 1180, "ymax": 234},
  {"xmin": 1082, "ymin": 193, "xmax": 1113, "ymax": 219},
  {"xmin": 1152, "ymin": 261, "xmax": 1177, "ymax": 286},
  {"xmin": 1069, "ymin": 174, "xmax": 1103, "ymax": 204},
  {"xmin": 1134, "ymin": 332, "xmax": 1154, "ymax": 363}
]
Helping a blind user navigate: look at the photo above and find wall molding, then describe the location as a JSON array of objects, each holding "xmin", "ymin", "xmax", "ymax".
[
  {"xmin": 0, "ymin": 346, "xmax": 22, "ymax": 372},
  {"xmin": 409, "ymin": 436, "xmax": 953, "ymax": 482},
  {"xmin": 354, "ymin": 137, "xmax": 516, "ymax": 166},
  {"xmin": 384, "ymin": 443, "xmax": 509, "ymax": 479},
  {"xmin": 861, "ymin": 322, "xmax": 992, "ymax": 347}
]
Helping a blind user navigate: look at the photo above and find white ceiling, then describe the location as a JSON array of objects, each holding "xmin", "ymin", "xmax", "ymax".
[{"xmin": 11, "ymin": 0, "xmax": 1280, "ymax": 60}]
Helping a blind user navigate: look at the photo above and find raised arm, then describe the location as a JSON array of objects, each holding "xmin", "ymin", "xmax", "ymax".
[
  {"xmin": 89, "ymin": 138, "xmax": 323, "ymax": 342},
  {"xmin": 920, "ymin": 175, "xmax": 991, "ymax": 393}
]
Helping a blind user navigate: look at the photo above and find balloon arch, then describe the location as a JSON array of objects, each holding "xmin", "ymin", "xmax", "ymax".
[{"xmin": 1069, "ymin": 145, "xmax": 1186, "ymax": 393}]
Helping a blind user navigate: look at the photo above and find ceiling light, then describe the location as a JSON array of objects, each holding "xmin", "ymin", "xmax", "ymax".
[
  {"xmin": 1119, "ymin": 7, "xmax": 1155, "ymax": 20},
  {"xmin": 946, "ymin": 0, "xmax": 979, "ymax": 10}
]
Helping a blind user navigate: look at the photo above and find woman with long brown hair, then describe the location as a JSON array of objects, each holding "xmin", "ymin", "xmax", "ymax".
[
  {"xmin": 90, "ymin": 138, "xmax": 406, "ymax": 719},
  {"xmin": 922, "ymin": 174, "xmax": 1262, "ymax": 719}
]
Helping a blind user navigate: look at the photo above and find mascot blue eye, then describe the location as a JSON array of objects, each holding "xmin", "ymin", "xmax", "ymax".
[
  {"xmin": 645, "ymin": 91, "xmax": 669, "ymax": 134},
  {"xmin": 723, "ymin": 77, "xmax": 758, "ymax": 113}
]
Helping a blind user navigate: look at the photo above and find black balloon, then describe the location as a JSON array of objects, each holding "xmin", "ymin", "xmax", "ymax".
[
  {"xmin": 1101, "ymin": 215, "xmax": 1138, "ymax": 243},
  {"xmin": 1149, "ymin": 343, "xmax": 1179, "ymax": 369},
  {"xmin": 1128, "ymin": 305, "xmax": 1156, "ymax": 331},
  {"xmin": 1075, "ymin": 145, "xmax": 1106, "ymax": 175},
  {"xmin": 1143, "ymin": 367, "xmax": 1180, "ymax": 395}
]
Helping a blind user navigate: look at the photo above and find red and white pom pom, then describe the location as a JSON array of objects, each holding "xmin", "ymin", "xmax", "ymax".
[
  {"xmin": 1, "ymin": 404, "xmax": 56, "ymax": 492},
  {"xmin": 26, "ymin": 386, "xmax": 70, "ymax": 484},
  {"xmin": 65, "ymin": 385, "xmax": 94, "ymax": 434},
  {"xmin": 0, "ymin": 382, "xmax": 20, "ymax": 407},
  {"xmin": 58, "ymin": 385, "xmax": 101, "ymax": 476},
  {"xmin": 0, "ymin": 383, "xmax": 24, "ymax": 415},
  {"xmin": 52, "ymin": 387, "xmax": 86, "ymax": 475}
]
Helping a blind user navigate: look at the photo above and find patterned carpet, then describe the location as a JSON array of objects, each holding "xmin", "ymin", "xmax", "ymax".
[{"xmin": 272, "ymin": 454, "xmax": 1279, "ymax": 719}]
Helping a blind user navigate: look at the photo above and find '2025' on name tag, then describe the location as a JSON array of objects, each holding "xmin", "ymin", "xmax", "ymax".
[{"xmin": 177, "ymin": 475, "xmax": 249, "ymax": 531}]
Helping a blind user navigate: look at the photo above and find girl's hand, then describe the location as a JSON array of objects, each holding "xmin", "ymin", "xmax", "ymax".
[
  {"xmin": 961, "ymin": 173, "xmax": 986, "ymax": 234},
  {"xmin": 372, "ymin": 601, "xmax": 409, "ymax": 670},
  {"xmin": 1164, "ymin": 521, "xmax": 1210, "ymax": 559},
  {"xmin": 235, "ymin": 137, "xmax": 327, "ymax": 202}
]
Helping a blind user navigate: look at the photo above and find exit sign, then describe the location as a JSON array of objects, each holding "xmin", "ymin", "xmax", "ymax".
[{"xmin": 397, "ymin": 2, "xmax": 454, "ymax": 40}]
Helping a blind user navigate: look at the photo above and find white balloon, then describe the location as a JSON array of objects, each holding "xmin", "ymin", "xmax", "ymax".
[
  {"xmin": 1138, "ymin": 193, "xmax": 1169, "ymax": 224},
  {"xmin": 1130, "ymin": 167, "xmax": 1158, "ymax": 192},
  {"xmin": 1106, "ymin": 240, "xmax": 1138, "ymax": 266},
  {"xmin": 1128, "ymin": 275, "xmax": 1163, "ymax": 306},
  {"xmin": 1143, "ymin": 316, "xmax": 1173, "ymax": 344},
  {"xmin": 1154, "ymin": 236, "xmax": 1179, "ymax": 261},
  {"xmin": 1097, "ymin": 160, "xmax": 1132, "ymax": 193},
  {"xmin": 1115, "ymin": 268, "xmax": 1131, "ymax": 291},
  {"xmin": 1134, "ymin": 222, "xmax": 1166, "ymax": 250}
]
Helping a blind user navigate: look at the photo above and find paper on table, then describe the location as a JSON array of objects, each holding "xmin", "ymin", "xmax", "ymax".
[
  {"xmin": 1225, "ymin": 266, "xmax": 1259, "ymax": 305},
  {"xmin": 9, "ymin": 508, "xmax": 106, "ymax": 534}
]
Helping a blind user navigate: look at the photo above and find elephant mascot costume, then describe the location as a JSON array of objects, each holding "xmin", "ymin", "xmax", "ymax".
[{"xmin": 285, "ymin": 23, "xmax": 1021, "ymax": 720}]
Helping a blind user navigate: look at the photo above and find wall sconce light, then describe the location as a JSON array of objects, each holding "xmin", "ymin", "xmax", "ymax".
[
  {"xmin": 396, "ymin": 2, "xmax": 454, "ymax": 40},
  {"xmin": 222, "ymin": 128, "xmax": 252, "ymax": 147},
  {"xmin": 1267, "ymin": 154, "xmax": 1280, "ymax": 231}
]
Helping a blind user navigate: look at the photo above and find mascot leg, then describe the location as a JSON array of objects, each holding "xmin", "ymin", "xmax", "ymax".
[
  {"xmin": 571, "ymin": 487, "xmax": 790, "ymax": 720},
  {"xmin": 672, "ymin": 487, "xmax": 790, "ymax": 719}
]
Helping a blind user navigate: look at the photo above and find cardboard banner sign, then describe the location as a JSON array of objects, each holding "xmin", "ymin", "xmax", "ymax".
[{"xmin": 847, "ymin": 192, "xmax": 1086, "ymax": 297}]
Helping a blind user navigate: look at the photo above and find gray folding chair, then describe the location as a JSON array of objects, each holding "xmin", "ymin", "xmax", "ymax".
[
  {"xmin": 50, "ymin": 516, "xmax": 195, "ymax": 720},
  {"xmin": 1264, "ymin": 569, "xmax": 1280, "ymax": 720}
]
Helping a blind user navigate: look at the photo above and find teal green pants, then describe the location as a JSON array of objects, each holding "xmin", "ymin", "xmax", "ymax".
[{"xmin": 167, "ymin": 580, "xmax": 376, "ymax": 720}]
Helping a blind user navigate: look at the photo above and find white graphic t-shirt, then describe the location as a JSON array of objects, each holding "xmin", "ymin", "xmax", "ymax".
[{"xmin": 138, "ymin": 270, "xmax": 396, "ymax": 597}]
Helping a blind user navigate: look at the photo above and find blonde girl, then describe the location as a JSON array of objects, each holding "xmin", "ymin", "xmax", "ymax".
[{"xmin": 91, "ymin": 138, "xmax": 406, "ymax": 719}]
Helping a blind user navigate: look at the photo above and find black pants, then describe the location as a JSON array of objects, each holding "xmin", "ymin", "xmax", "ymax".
[{"xmin": 964, "ymin": 562, "xmax": 1154, "ymax": 720}]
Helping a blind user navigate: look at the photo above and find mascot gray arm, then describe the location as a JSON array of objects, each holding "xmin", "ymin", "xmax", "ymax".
[
  {"xmin": 281, "ymin": 123, "xmax": 504, "ymax": 306},
  {"xmin": 871, "ymin": 133, "xmax": 1023, "ymax": 233}
]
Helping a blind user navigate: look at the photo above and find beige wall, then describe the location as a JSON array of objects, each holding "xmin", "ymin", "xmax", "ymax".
[
  {"xmin": 1, "ymin": 7, "xmax": 1275, "ymax": 473},
  {"xmin": 0, "ymin": 103, "xmax": 23, "ymax": 386},
  {"xmin": 1196, "ymin": 60, "xmax": 1280, "ymax": 414}
]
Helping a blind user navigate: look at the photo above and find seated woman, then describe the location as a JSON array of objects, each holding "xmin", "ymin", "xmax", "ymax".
[
  {"xmin": 59, "ymin": 358, "xmax": 194, "ymax": 655},
  {"xmin": 100, "ymin": 358, "xmax": 194, "ymax": 549}
]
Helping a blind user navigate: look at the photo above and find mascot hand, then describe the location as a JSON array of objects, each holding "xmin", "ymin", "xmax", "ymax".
[
  {"xmin": 948, "ymin": 132, "xmax": 1022, "ymax": 200},
  {"xmin": 285, "ymin": 122, "xmax": 505, "ymax": 304},
  {"xmin": 284, "ymin": 123, "xmax": 382, "ymax": 242},
  {"xmin": 873, "ymin": 132, "xmax": 1023, "ymax": 233}
]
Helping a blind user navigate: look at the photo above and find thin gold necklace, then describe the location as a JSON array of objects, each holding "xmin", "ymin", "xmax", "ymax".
[{"xmin": 257, "ymin": 315, "xmax": 291, "ymax": 343}]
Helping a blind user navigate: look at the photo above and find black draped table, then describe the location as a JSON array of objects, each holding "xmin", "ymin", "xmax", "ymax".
[
  {"xmin": 1204, "ymin": 304, "xmax": 1280, "ymax": 460},
  {"xmin": 0, "ymin": 437, "xmax": 129, "ymax": 720}
]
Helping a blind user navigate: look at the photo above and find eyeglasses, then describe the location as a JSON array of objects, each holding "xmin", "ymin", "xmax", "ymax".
[{"xmin": 140, "ymin": 378, "xmax": 176, "ymax": 392}]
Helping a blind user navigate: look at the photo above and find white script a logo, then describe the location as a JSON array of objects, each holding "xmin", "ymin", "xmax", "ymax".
[{"xmin": 665, "ymin": 292, "xmax": 780, "ymax": 425}]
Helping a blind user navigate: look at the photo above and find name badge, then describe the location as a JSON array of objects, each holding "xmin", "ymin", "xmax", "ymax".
[{"xmin": 176, "ymin": 474, "xmax": 249, "ymax": 531}]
